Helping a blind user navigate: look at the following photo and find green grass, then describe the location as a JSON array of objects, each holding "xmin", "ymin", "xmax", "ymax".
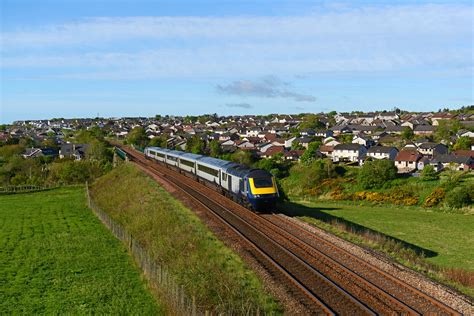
[
  {"xmin": 90, "ymin": 163, "xmax": 282, "ymax": 314},
  {"xmin": 0, "ymin": 187, "xmax": 162, "ymax": 314},
  {"xmin": 282, "ymin": 199, "xmax": 474, "ymax": 271}
]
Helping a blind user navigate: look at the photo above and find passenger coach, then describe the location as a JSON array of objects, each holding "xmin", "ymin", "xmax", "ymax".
[{"xmin": 144, "ymin": 146, "xmax": 278, "ymax": 211}]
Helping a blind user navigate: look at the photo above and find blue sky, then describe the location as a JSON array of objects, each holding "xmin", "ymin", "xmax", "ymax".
[{"xmin": 1, "ymin": 0, "xmax": 473, "ymax": 123}]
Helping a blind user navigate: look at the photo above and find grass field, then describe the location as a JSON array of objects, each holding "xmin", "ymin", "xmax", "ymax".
[
  {"xmin": 281, "ymin": 199, "xmax": 474, "ymax": 271},
  {"xmin": 0, "ymin": 187, "xmax": 162, "ymax": 314},
  {"xmin": 90, "ymin": 163, "xmax": 282, "ymax": 314}
]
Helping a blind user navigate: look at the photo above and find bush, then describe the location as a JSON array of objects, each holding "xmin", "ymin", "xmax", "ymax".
[
  {"xmin": 358, "ymin": 160, "xmax": 398, "ymax": 189},
  {"xmin": 423, "ymin": 188, "xmax": 446, "ymax": 207},
  {"xmin": 420, "ymin": 165, "xmax": 439, "ymax": 181},
  {"xmin": 444, "ymin": 186, "xmax": 472, "ymax": 209},
  {"xmin": 388, "ymin": 187, "xmax": 419, "ymax": 206}
]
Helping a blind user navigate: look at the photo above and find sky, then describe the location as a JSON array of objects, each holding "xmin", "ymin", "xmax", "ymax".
[{"xmin": 1, "ymin": 0, "xmax": 473, "ymax": 123}]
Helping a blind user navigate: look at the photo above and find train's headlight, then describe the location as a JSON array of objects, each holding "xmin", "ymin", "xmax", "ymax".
[{"xmin": 254, "ymin": 194, "xmax": 261, "ymax": 198}]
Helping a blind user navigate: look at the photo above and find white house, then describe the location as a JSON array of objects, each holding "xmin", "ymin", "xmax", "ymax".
[
  {"xmin": 284, "ymin": 136, "xmax": 298, "ymax": 148},
  {"xmin": 332, "ymin": 144, "xmax": 367, "ymax": 163},
  {"xmin": 367, "ymin": 146, "xmax": 399, "ymax": 160}
]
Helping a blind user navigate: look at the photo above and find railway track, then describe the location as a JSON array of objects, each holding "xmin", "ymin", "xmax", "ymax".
[{"xmin": 118, "ymin": 145, "xmax": 462, "ymax": 315}]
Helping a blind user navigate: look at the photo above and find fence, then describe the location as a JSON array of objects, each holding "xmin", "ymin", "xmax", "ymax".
[
  {"xmin": 0, "ymin": 184, "xmax": 59, "ymax": 194},
  {"xmin": 85, "ymin": 185, "xmax": 201, "ymax": 316}
]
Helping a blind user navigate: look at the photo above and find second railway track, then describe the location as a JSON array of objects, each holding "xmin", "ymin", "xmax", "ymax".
[{"xmin": 119, "ymin": 145, "xmax": 461, "ymax": 315}]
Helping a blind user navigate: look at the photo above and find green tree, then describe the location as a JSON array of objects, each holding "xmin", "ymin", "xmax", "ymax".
[
  {"xmin": 86, "ymin": 139, "xmax": 110, "ymax": 162},
  {"xmin": 420, "ymin": 165, "xmax": 439, "ymax": 181},
  {"xmin": 401, "ymin": 127, "xmax": 414, "ymax": 140},
  {"xmin": 127, "ymin": 127, "xmax": 148, "ymax": 148},
  {"xmin": 301, "ymin": 159, "xmax": 336, "ymax": 189},
  {"xmin": 231, "ymin": 150, "xmax": 254, "ymax": 166},
  {"xmin": 186, "ymin": 135, "xmax": 205, "ymax": 154},
  {"xmin": 453, "ymin": 136, "xmax": 473, "ymax": 151},
  {"xmin": 358, "ymin": 160, "xmax": 398, "ymax": 189},
  {"xmin": 0, "ymin": 144, "xmax": 24, "ymax": 160},
  {"xmin": 300, "ymin": 141, "xmax": 322, "ymax": 164},
  {"xmin": 291, "ymin": 141, "xmax": 305, "ymax": 151},
  {"xmin": 444, "ymin": 186, "xmax": 472, "ymax": 209},
  {"xmin": 209, "ymin": 140, "xmax": 222, "ymax": 158},
  {"xmin": 149, "ymin": 136, "xmax": 167, "ymax": 148},
  {"xmin": 435, "ymin": 120, "xmax": 462, "ymax": 142},
  {"xmin": 299, "ymin": 114, "xmax": 324, "ymax": 130}
]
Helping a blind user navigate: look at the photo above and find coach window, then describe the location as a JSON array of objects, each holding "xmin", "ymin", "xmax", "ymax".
[
  {"xmin": 222, "ymin": 173, "xmax": 227, "ymax": 181},
  {"xmin": 197, "ymin": 164, "xmax": 219, "ymax": 177}
]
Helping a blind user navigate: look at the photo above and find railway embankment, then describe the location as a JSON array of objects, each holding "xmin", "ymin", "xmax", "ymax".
[{"xmin": 89, "ymin": 163, "xmax": 282, "ymax": 314}]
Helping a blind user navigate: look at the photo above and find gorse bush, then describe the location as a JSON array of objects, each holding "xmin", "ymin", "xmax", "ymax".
[{"xmin": 423, "ymin": 188, "xmax": 446, "ymax": 207}]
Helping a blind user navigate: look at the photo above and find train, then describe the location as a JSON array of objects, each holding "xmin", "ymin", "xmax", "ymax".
[{"xmin": 144, "ymin": 146, "xmax": 279, "ymax": 211}]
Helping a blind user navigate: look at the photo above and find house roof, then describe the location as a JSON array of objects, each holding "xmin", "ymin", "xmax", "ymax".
[
  {"xmin": 395, "ymin": 150, "xmax": 421, "ymax": 162},
  {"xmin": 452, "ymin": 150, "xmax": 474, "ymax": 158},
  {"xmin": 367, "ymin": 146, "xmax": 398, "ymax": 154},
  {"xmin": 334, "ymin": 143, "xmax": 364, "ymax": 151}
]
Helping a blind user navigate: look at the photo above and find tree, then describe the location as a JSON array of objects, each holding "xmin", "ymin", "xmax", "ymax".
[
  {"xmin": 86, "ymin": 139, "xmax": 110, "ymax": 162},
  {"xmin": 453, "ymin": 136, "xmax": 473, "ymax": 151},
  {"xmin": 401, "ymin": 127, "xmax": 414, "ymax": 140},
  {"xmin": 291, "ymin": 141, "xmax": 305, "ymax": 151},
  {"xmin": 444, "ymin": 186, "xmax": 472, "ymax": 209},
  {"xmin": 127, "ymin": 127, "xmax": 148, "ymax": 148},
  {"xmin": 298, "ymin": 114, "xmax": 324, "ymax": 130},
  {"xmin": 149, "ymin": 136, "xmax": 167, "ymax": 148},
  {"xmin": 301, "ymin": 159, "xmax": 336, "ymax": 189},
  {"xmin": 358, "ymin": 160, "xmax": 397, "ymax": 189},
  {"xmin": 231, "ymin": 150, "xmax": 254, "ymax": 166},
  {"xmin": 186, "ymin": 135, "xmax": 205, "ymax": 154},
  {"xmin": 420, "ymin": 165, "xmax": 439, "ymax": 181},
  {"xmin": 209, "ymin": 140, "xmax": 222, "ymax": 158},
  {"xmin": 435, "ymin": 120, "xmax": 461, "ymax": 142},
  {"xmin": 300, "ymin": 141, "xmax": 322, "ymax": 164}
]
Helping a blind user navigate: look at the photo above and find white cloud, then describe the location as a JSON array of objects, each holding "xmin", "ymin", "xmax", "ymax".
[{"xmin": 1, "ymin": 4, "xmax": 472, "ymax": 79}]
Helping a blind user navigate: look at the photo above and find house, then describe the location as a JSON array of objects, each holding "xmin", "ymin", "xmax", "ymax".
[
  {"xmin": 332, "ymin": 144, "xmax": 367, "ymax": 163},
  {"xmin": 417, "ymin": 143, "xmax": 448, "ymax": 157},
  {"xmin": 236, "ymin": 140, "xmax": 255, "ymax": 150},
  {"xmin": 59, "ymin": 143, "xmax": 89, "ymax": 160},
  {"xmin": 319, "ymin": 145, "xmax": 334, "ymax": 158},
  {"xmin": 367, "ymin": 146, "xmax": 398, "ymax": 160},
  {"xmin": 452, "ymin": 150, "xmax": 474, "ymax": 159},
  {"xmin": 260, "ymin": 146, "xmax": 284, "ymax": 158},
  {"xmin": 315, "ymin": 130, "xmax": 333, "ymax": 138},
  {"xmin": 22, "ymin": 148, "xmax": 44, "ymax": 158},
  {"xmin": 295, "ymin": 137, "xmax": 314, "ymax": 149},
  {"xmin": 394, "ymin": 150, "xmax": 422, "ymax": 173},
  {"xmin": 284, "ymin": 150, "xmax": 305, "ymax": 161},
  {"xmin": 414, "ymin": 125, "xmax": 436, "ymax": 136},
  {"xmin": 432, "ymin": 154, "xmax": 474, "ymax": 171},
  {"xmin": 458, "ymin": 130, "xmax": 474, "ymax": 138},
  {"xmin": 284, "ymin": 136, "xmax": 298, "ymax": 149},
  {"xmin": 352, "ymin": 135, "xmax": 375, "ymax": 147},
  {"xmin": 331, "ymin": 125, "xmax": 352, "ymax": 135},
  {"xmin": 417, "ymin": 157, "xmax": 442, "ymax": 172}
]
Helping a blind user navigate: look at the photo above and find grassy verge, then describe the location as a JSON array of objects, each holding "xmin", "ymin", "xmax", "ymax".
[
  {"xmin": 280, "ymin": 198, "xmax": 474, "ymax": 297},
  {"xmin": 0, "ymin": 187, "xmax": 162, "ymax": 314},
  {"xmin": 89, "ymin": 163, "xmax": 282, "ymax": 314}
]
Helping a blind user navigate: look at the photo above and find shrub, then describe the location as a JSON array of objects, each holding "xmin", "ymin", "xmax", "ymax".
[
  {"xmin": 423, "ymin": 188, "xmax": 446, "ymax": 207},
  {"xmin": 444, "ymin": 186, "xmax": 472, "ymax": 209},
  {"xmin": 420, "ymin": 165, "xmax": 439, "ymax": 181},
  {"xmin": 358, "ymin": 160, "xmax": 398, "ymax": 189},
  {"xmin": 388, "ymin": 187, "xmax": 419, "ymax": 206}
]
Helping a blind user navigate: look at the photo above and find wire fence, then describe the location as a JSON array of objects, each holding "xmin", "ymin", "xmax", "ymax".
[
  {"xmin": 85, "ymin": 184, "xmax": 201, "ymax": 316},
  {"xmin": 0, "ymin": 184, "xmax": 59, "ymax": 194}
]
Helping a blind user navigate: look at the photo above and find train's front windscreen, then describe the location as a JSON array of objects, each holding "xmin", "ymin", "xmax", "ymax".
[
  {"xmin": 252, "ymin": 177, "xmax": 274, "ymax": 188},
  {"xmin": 249, "ymin": 177, "xmax": 277, "ymax": 195}
]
